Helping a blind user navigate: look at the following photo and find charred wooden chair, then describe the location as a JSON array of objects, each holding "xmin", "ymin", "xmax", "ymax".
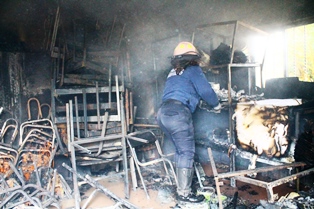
[{"xmin": 126, "ymin": 130, "xmax": 178, "ymax": 199}]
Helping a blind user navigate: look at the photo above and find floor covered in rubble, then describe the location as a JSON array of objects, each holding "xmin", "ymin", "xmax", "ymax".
[{"xmin": 58, "ymin": 161, "xmax": 314, "ymax": 209}]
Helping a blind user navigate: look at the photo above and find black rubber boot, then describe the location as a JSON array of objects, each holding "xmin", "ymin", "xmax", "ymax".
[
  {"xmin": 176, "ymin": 168, "xmax": 205, "ymax": 203},
  {"xmin": 177, "ymin": 192, "xmax": 205, "ymax": 203}
]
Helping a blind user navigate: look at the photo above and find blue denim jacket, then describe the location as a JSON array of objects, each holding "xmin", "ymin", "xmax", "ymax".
[{"xmin": 162, "ymin": 65, "xmax": 219, "ymax": 113}]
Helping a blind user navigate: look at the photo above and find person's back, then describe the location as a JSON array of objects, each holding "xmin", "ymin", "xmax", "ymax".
[{"xmin": 162, "ymin": 65, "xmax": 219, "ymax": 113}]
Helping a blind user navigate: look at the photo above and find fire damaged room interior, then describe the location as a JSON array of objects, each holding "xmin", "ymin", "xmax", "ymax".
[{"xmin": 1, "ymin": 0, "xmax": 314, "ymax": 208}]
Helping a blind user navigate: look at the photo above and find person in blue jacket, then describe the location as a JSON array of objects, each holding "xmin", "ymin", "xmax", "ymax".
[{"xmin": 157, "ymin": 41, "xmax": 221, "ymax": 203}]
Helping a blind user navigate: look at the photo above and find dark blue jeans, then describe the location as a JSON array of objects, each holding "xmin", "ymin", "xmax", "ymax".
[{"xmin": 157, "ymin": 100, "xmax": 195, "ymax": 168}]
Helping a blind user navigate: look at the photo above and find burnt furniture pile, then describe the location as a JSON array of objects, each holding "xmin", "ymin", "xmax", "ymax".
[{"xmin": 192, "ymin": 21, "xmax": 314, "ymax": 209}]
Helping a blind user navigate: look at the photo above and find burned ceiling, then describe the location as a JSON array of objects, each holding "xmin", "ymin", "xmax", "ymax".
[
  {"xmin": 0, "ymin": 0, "xmax": 313, "ymax": 53},
  {"xmin": 0, "ymin": 0, "xmax": 314, "ymax": 117}
]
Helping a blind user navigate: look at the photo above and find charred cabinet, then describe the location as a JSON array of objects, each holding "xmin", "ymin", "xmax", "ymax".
[{"xmin": 194, "ymin": 20, "xmax": 269, "ymax": 185}]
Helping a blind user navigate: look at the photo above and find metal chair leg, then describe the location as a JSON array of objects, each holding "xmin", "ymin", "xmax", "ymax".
[
  {"xmin": 130, "ymin": 156, "xmax": 138, "ymax": 191},
  {"xmin": 131, "ymin": 147, "xmax": 150, "ymax": 199}
]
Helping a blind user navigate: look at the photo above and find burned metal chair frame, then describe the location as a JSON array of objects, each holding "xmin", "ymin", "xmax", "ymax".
[
  {"xmin": 126, "ymin": 130, "xmax": 178, "ymax": 199},
  {"xmin": 0, "ymin": 145, "xmax": 19, "ymax": 177},
  {"xmin": 0, "ymin": 118, "xmax": 19, "ymax": 147},
  {"xmin": 19, "ymin": 118, "xmax": 65, "ymax": 155},
  {"xmin": 27, "ymin": 97, "xmax": 52, "ymax": 121},
  {"xmin": 19, "ymin": 119, "xmax": 56, "ymax": 148},
  {"xmin": 17, "ymin": 119, "xmax": 58, "ymax": 185},
  {"xmin": 19, "ymin": 122, "xmax": 56, "ymax": 147},
  {"xmin": 19, "ymin": 129, "xmax": 53, "ymax": 150},
  {"xmin": 26, "ymin": 97, "xmax": 66, "ymax": 154},
  {"xmin": 66, "ymin": 84, "xmax": 130, "ymax": 209},
  {"xmin": 27, "ymin": 97, "xmax": 43, "ymax": 121},
  {"xmin": 0, "ymin": 161, "xmax": 62, "ymax": 209},
  {"xmin": 69, "ymin": 110, "xmax": 123, "ymax": 165},
  {"xmin": 0, "ymin": 104, "xmax": 66, "ymax": 208},
  {"xmin": 40, "ymin": 103, "xmax": 52, "ymax": 119}
]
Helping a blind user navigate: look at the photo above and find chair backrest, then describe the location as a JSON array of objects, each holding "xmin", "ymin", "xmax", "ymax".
[{"xmin": 52, "ymin": 76, "xmax": 123, "ymax": 128}]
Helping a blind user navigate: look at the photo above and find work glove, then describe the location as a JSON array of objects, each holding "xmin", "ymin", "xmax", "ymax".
[
  {"xmin": 198, "ymin": 101, "xmax": 222, "ymax": 113},
  {"xmin": 212, "ymin": 103, "xmax": 222, "ymax": 113}
]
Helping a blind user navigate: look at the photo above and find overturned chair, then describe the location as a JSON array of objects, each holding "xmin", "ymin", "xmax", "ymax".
[{"xmin": 126, "ymin": 130, "xmax": 178, "ymax": 199}]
